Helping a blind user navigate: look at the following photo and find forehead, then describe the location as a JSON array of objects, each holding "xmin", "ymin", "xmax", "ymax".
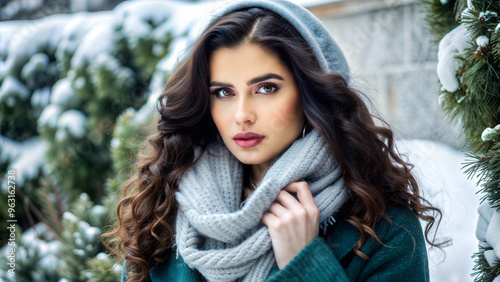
[{"xmin": 209, "ymin": 43, "xmax": 291, "ymax": 81}]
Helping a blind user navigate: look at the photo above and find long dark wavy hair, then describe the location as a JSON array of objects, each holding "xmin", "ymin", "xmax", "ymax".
[{"xmin": 103, "ymin": 7, "xmax": 443, "ymax": 281}]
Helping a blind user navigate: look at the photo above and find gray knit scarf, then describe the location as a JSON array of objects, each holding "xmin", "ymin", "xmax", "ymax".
[{"xmin": 175, "ymin": 129, "xmax": 349, "ymax": 282}]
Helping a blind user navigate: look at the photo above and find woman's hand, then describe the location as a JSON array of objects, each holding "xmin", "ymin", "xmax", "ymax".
[{"xmin": 262, "ymin": 181, "xmax": 320, "ymax": 269}]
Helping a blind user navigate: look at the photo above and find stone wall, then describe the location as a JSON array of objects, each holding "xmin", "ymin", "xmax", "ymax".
[{"xmin": 309, "ymin": 0, "xmax": 464, "ymax": 148}]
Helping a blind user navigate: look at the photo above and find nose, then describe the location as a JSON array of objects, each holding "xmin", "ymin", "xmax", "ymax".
[{"xmin": 234, "ymin": 95, "xmax": 256, "ymax": 125}]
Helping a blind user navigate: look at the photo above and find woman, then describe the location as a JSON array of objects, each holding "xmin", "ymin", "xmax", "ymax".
[{"xmin": 103, "ymin": 0, "xmax": 443, "ymax": 281}]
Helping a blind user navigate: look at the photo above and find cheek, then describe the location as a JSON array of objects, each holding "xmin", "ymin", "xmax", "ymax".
[
  {"xmin": 210, "ymin": 102, "xmax": 228, "ymax": 131},
  {"xmin": 268, "ymin": 93, "xmax": 303, "ymax": 130}
]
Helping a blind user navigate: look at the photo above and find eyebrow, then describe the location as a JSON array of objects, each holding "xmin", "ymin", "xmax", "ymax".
[{"xmin": 209, "ymin": 73, "xmax": 285, "ymax": 88}]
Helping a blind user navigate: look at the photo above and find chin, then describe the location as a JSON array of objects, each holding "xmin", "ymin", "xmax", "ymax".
[
  {"xmin": 229, "ymin": 150, "xmax": 264, "ymax": 165},
  {"xmin": 234, "ymin": 155, "xmax": 264, "ymax": 165}
]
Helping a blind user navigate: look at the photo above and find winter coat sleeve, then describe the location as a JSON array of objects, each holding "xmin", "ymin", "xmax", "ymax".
[
  {"xmin": 266, "ymin": 206, "xmax": 429, "ymax": 282},
  {"xmin": 121, "ymin": 254, "xmax": 200, "ymax": 282},
  {"xmin": 266, "ymin": 237, "xmax": 349, "ymax": 281}
]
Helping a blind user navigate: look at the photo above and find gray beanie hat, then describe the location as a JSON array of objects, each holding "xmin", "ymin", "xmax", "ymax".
[{"xmin": 210, "ymin": 0, "xmax": 350, "ymax": 83}]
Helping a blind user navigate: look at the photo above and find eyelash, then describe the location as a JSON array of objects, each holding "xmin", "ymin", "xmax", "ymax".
[{"xmin": 210, "ymin": 83, "xmax": 280, "ymax": 99}]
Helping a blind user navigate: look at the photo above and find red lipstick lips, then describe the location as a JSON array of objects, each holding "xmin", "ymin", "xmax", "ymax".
[{"xmin": 233, "ymin": 132, "xmax": 265, "ymax": 148}]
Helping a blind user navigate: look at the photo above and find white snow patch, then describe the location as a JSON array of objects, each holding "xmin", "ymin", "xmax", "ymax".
[
  {"xmin": 87, "ymin": 53, "xmax": 135, "ymax": 91},
  {"xmin": 63, "ymin": 212, "xmax": 79, "ymax": 223},
  {"xmin": 0, "ymin": 21, "xmax": 31, "ymax": 60},
  {"xmin": 77, "ymin": 221, "xmax": 100, "ymax": 241},
  {"xmin": 467, "ymin": 0, "xmax": 475, "ymax": 10},
  {"xmin": 477, "ymin": 202, "xmax": 500, "ymax": 268},
  {"xmin": 152, "ymin": 43, "xmax": 164, "ymax": 57},
  {"xmin": 4, "ymin": 15, "xmax": 70, "ymax": 76},
  {"xmin": 90, "ymin": 204, "xmax": 107, "ymax": 217},
  {"xmin": 79, "ymin": 193, "xmax": 89, "ymax": 201},
  {"xmin": 158, "ymin": 37, "xmax": 188, "ymax": 75},
  {"xmin": 481, "ymin": 126, "xmax": 499, "ymax": 141},
  {"xmin": 151, "ymin": 1, "xmax": 211, "ymax": 41},
  {"xmin": 397, "ymin": 139, "xmax": 480, "ymax": 282},
  {"xmin": 111, "ymin": 137, "xmax": 120, "ymax": 148},
  {"xmin": 438, "ymin": 93, "xmax": 446, "ymax": 106},
  {"xmin": 476, "ymin": 35, "xmax": 489, "ymax": 47},
  {"xmin": 0, "ymin": 222, "xmax": 62, "ymax": 274},
  {"xmin": 31, "ymin": 86, "xmax": 51, "ymax": 107},
  {"xmin": 0, "ymin": 136, "xmax": 49, "ymax": 187},
  {"xmin": 38, "ymin": 104, "xmax": 62, "ymax": 128},
  {"xmin": 133, "ymin": 103, "xmax": 155, "ymax": 127},
  {"xmin": 70, "ymin": 20, "xmax": 117, "ymax": 69},
  {"xmin": 21, "ymin": 52, "xmax": 49, "ymax": 80},
  {"xmin": 56, "ymin": 11, "xmax": 110, "ymax": 64},
  {"xmin": 96, "ymin": 252, "xmax": 108, "ymax": 261},
  {"xmin": 0, "ymin": 76, "xmax": 30, "ymax": 101},
  {"xmin": 461, "ymin": 8, "xmax": 474, "ymax": 21},
  {"xmin": 437, "ymin": 24, "xmax": 472, "ymax": 92},
  {"xmin": 0, "ymin": 0, "xmax": 43, "ymax": 18},
  {"xmin": 56, "ymin": 109, "xmax": 87, "ymax": 140},
  {"xmin": 113, "ymin": 262, "xmax": 123, "ymax": 273},
  {"xmin": 122, "ymin": 13, "xmax": 152, "ymax": 49},
  {"xmin": 478, "ymin": 11, "xmax": 498, "ymax": 22},
  {"xmin": 73, "ymin": 249, "xmax": 85, "ymax": 256},
  {"xmin": 51, "ymin": 78, "xmax": 74, "ymax": 106}
]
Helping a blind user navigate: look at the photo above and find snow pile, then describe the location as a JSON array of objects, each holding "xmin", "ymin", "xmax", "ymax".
[
  {"xmin": 63, "ymin": 208, "xmax": 102, "ymax": 258},
  {"xmin": 0, "ymin": 76, "xmax": 29, "ymax": 103},
  {"xmin": 0, "ymin": 0, "xmax": 43, "ymax": 19},
  {"xmin": 0, "ymin": 222, "xmax": 62, "ymax": 279},
  {"xmin": 437, "ymin": 24, "xmax": 472, "ymax": 92},
  {"xmin": 476, "ymin": 202, "xmax": 500, "ymax": 279},
  {"xmin": 55, "ymin": 109, "xmax": 87, "ymax": 141},
  {"xmin": 38, "ymin": 104, "xmax": 62, "ymax": 129},
  {"xmin": 69, "ymin": 19, "xmax": 116, "ymax": 70},
  {"xmin": 3, "ymin": 14, "xmax": 70, "ymax": 76},
  {"xmin": 50, "ymin": 78, "xmax": 74, "ymax": 106},
  {"xmin": 21, "ymin": 53, "xmax": 49, "ymax": 81},
  {"xmin": 0, "ymin": 136, "xmax": 49, "ymax": 187},
  {"xmin": 476, "ymin": 35, "xmax": 490, "ymax": 48},
  {"xmin": 31, "ymin": 86, "xmax": 50, "ymax": 108},
  {"xmin": 398, "ymin": 139, "xmax": 480, "ymax": 281},
  {"xmin": 1, "ymin": 0, "xmax": 215, "ymax": 193}
]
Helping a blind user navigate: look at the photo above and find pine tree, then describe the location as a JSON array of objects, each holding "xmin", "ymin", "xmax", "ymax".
[
  {"xmin": 422, "ymin": 0, "xmax": 500, "ymax": 280},
  {"xmin": 0, "ymin": 1, "xmax": 202, "ymax": 280}
]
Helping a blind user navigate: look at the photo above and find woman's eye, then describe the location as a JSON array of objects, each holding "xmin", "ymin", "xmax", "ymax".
[
  {"xmin": 212, "ymin": 88, "xmax": 233, "ymax": 98},
  {"xmin": 257, "ymin": 84, "xmax": 277, "ymax": 94}
]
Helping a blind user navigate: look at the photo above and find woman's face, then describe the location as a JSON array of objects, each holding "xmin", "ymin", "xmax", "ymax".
[{"xmin": 209, "ymin": 42, "xmax": 305, "ymax": 167}]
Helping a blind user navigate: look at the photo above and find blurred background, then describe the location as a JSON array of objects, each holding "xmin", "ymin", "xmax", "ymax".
[{"xmin": 0, "ymin": 0, "xmax": 490, "ymax": 281}]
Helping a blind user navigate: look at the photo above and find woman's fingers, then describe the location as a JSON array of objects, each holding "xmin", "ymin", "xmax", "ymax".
[
  {"xmin": 283, "ymin": 181, "xmax": 316, "ymax": 207},
  {"xmin": 262, "ymin": 211, "xmax": 278, "ymax": 227},
  {"xmin": 274, "ymin": 189, "xmax": 302, "ymax": 210},
  {"xmin": 262, "ymin": 181, "xmax": 320, "ymax": 270},
  {"xmin": 268, "ymin": 201, "xmax": 289, "ymax": 217},
  {"xmin": 281, "ymin": 182, "xmax": 320, "ymax": 223}
]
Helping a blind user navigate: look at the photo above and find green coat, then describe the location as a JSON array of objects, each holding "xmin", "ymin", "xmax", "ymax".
[{"xmin": 123, "ymin": 206, "xmax": 429, "ymax": 281}]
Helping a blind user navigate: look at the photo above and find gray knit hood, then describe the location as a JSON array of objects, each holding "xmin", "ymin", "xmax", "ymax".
[{"xmin": 210, "ymin": 0, "xmax": 350, "ymax": 83}]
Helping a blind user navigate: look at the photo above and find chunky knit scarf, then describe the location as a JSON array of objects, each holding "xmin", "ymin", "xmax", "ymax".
[{"xmin": 175, "ymin": 130, "xmax": 349, "ymax": 282}]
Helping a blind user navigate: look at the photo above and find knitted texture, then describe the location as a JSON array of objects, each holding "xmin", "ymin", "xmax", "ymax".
[
  {"xmin": 209, "ymin": 0, "xmax": 350, "ymax": 83},
  {"xmin": 175, "ymin": 130, "xmax": 349, "ymax": 281}
]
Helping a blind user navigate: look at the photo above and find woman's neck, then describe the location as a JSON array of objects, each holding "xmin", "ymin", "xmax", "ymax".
[
  {"xmin": 251, "ymin": 163, "xmax": 267, "ymax": 185},
  {"xmin": 250, "ymin": 154, "xmax": 281, "ymax": 186}
]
